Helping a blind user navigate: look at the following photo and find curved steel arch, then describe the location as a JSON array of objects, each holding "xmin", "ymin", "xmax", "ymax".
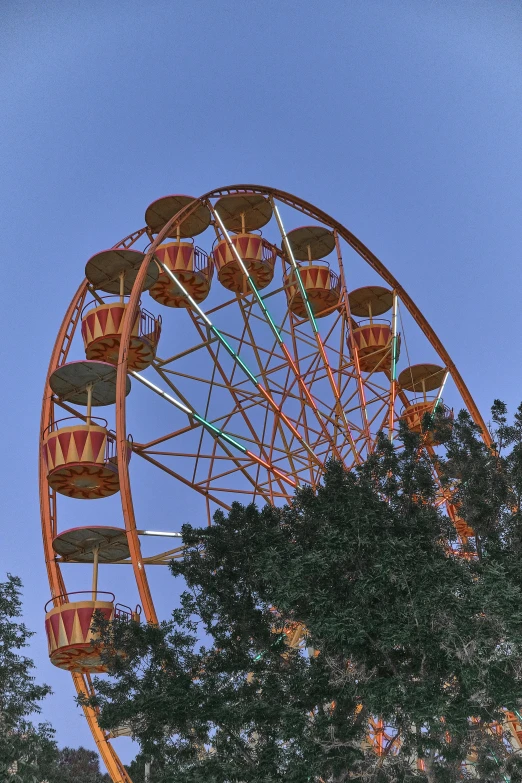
[{"xmin": 41, "ymin": 186, "xmax": 489, "ymax": 781}]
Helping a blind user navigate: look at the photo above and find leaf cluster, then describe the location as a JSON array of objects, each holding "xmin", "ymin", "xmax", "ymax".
[
  {"xmin": 0, "ymin": 574, "xmax": 57, "ymax": 783},
  {"xmin": 49, "ymin": 746, "xmax": 111, "ymax": 782},
  {"xmin": 86, "ymin": 405, "xmax": 522, "ymax": 782}
]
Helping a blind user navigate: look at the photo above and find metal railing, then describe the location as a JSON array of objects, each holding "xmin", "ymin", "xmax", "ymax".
[
  {"xmin": 82, "ymin": 294, "xmax": 128, "ymax": 317},
  {"xmin": 194, "ymin": 246, "xmax": 214, "ymax": 279},
  {"xmin": 354, "ymin": 317, "xmax": 392, "ymax": 328},
  {"xmin": 286, "ymin": 263, "xmax": 341, "ymax": 294},
  {"xmin": 114, "ymin": 603, "xmax": 142, "ymax": 622},
  {"xmin": 105, "ymin": 432, "xmax": 118, "ymax": 465},
  {"xmin": 400, "ymin": 397, "xmax": 453, "ymax": 417},
  {"xmin": 211, "ymin": 236, "xmax": 276, "ymax": 267},
  {"xmin": 43, "ymin": 415, "xmax": 108, "ymax": 436},
  {"xmin": 105, "ymin": 430, "xmax": 133, "ymax": 466},
  {"xmin": 262, "ymin": 238, "xmax": 277, "ymax": 264},
  {"xmin": 45, "ymin": 590, "xmax": 116, "ymax": 612},
  {"xmin": 139, "ymin": 307, "xmax": 162, "ymax": 343}
]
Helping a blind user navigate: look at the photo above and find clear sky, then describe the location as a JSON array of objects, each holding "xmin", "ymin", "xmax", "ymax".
[{"xmin": 0, "ymin": 0, "xmax": 521, "ymax": 765}]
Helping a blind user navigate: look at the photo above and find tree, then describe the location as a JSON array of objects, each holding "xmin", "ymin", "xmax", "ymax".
[
  {"xmin": 125, "ymin": 754, "xmax": 151, "ymax": 783},
  {"xmin": 85, "ymin": 405, "xmax": 522, "ymax": 782},
  {"xmin": 0, "ymin": 574, "xmax": 111, "ymax": 782},
  {"xmin": 50, "ymin": 746, "xmax": 110, "ymax": 782},
  {"xmin": 0, "ymin": 574, "xmax": 57, "ymax": 783}
]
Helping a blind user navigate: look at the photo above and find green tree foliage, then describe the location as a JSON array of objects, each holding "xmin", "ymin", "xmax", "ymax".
[
  {"xmin": 86, "ymin": 405, "xmax": 522, "ymax": 782},
  {"xmin": 0, "ymin": 574, "xmax": 111, "ymax": 782},
  {"xmin": 124, "ymin": 754, "xmax": 150, "ymax": 783},
  {"xmin": 49, "ymin": 746, "xmax": 110, "ymax": 782},
  {"xmin": 0, "ymin": 574, "xmax": 57, "ymax": 783}
]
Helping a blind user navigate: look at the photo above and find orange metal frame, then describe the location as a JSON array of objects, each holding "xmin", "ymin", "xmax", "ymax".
[{"xmin": 39, "ymin": 187, "xmax": 491, "ymax": 781}]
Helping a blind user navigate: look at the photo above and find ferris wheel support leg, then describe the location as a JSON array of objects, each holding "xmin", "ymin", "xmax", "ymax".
[{"xmin": 72, "ymin": 673, "xmax": 131, "ymax": 783}]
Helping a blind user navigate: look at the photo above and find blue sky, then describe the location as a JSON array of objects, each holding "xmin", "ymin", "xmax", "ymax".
[{"xmin": 0, "ymin": 0, "xmax": 521, "ymax": 765}]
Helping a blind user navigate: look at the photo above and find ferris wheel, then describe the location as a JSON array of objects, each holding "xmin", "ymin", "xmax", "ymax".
[{"xmin": 40, "ymin": 184, "xmax": 509, "ymax": 781}]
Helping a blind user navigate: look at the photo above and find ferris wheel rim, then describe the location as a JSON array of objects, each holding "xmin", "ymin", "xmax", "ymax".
[{"xmin": 40, "ymin": 184, "xmax": 489, "ymax": 782}]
